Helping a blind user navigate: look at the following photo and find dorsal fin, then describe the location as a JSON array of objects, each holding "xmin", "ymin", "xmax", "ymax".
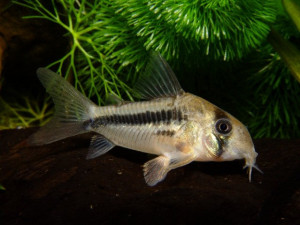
[{"xmin": 134, "ymin": 52, "xmax": 184, "ymax": 100}]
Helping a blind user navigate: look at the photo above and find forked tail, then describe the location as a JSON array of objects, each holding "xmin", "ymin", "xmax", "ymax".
[{"xmin": 28, "ymin": 68, "xmax": 97, "ymax": 145}]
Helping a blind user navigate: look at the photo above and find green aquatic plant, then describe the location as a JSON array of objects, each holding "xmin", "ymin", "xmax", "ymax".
[
  {"xmin": 246, "ymin": 51, "xmax": 300, "ymax": 138},
  {"xmin": 269, "ymin": 0, "xmax": 300, "ymax": 83},
  {"xmin": 113, "ymin": 0, "xmax": 276, "ymax": 61},
  {"xmin": 1, "ymin": 0, "xmax": 298, "ymax": 138},
  {"xmin": 282, "ymin": 0, "xmax": 300, "ymax": 32},
  {"xmin": 15, "ymin": 0, "xmax": 136, "ymax": 105},
  {"xmin": 0, "ymin": 97, "xmax": 53, "ymax": 129},
  {"xmin": 14, "ymin": 0, "xmax": 276, "ymax": 103},
  {"xmin": 245, "ymin": 12, "xmax": 300, "ymax": 139},
  {"xmin": 268, "ymin": 28, "xmax": 300, "ymax": 84}
]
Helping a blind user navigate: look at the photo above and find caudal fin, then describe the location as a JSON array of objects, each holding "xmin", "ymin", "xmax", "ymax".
[{"xmin": 29, "ymin": 68, "xmax": 97, "ymax": 145}]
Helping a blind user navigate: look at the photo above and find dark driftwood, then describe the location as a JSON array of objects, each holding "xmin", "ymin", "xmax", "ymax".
[{"xmin": 0, "ymin": 128, "xmax": 299, "ymax": 225}]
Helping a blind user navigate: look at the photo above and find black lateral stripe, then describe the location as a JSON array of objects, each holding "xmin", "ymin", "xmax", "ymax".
[
  {"xmin": 132, "ymin": 114, "xmax": 139, "ymax": 124},
  {"xmin": 167, "ymin": 110, "xmax": 172, "ymax": 120},
  {"xmin": 119, "ymin": 114, "xmax": 124, "ymax": 123},
  {"xmin": 117, "ymin": 115, "xmax": 121, "ymax": 123},
  {"xmin": 90, "ymin": 108, "xmax": 188, "ymax": 128},
  {"xmin": 138, "ymin": 113, "xmax": 144, "ymax": 124},
  {"xmin": 129, "ymin": 114, "xmax": 135, "ymax": 124},
  {"xmin": 122, "ymin": 115, "xmax": 127, "ymax": 123},
  {"xmin": 146, "ymin": 111, "xmax": 151, "ymax": 123},
  {"xmin": 151, "ymin": 111, "xmax": 157, "ymax": 124},
  {"xmin": 161, "ymin": 110, "xmax": 167, "ymax": 121},
  {"xmin": 142, "ymin": 112, "xmax": 148, "ymax": 124},
  {"xmin": 156, "ymin": 111, "xmax": 162, "ymax": 122},
  {"xmin": 113, "ymin": 115, "xmax": 118, "ymax": 123},
  {"xmin": 166, "ymin": 110, "xmax": 172, "ymax": 124}
]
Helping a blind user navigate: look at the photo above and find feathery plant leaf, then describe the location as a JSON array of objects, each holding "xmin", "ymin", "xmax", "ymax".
[
  {"xmin": 113, "ymin": 0, "xmax": 276, "ymax": 61},
  {"xmin": 12, "ymin": 0, "xmax": 300, "ymax": 140},
  {"xmin": 13, "ymin": 0, "xmax": 277, "ymax": 106},
  {"xmin": 247, "ymin": 50, "xmax": 300, "ymax": 138},
  {"xmin": 243, "ymin": 12, "xmax": 300, "ymax": 139},
  {"xmin": 0, "ymin": 96, "xmax": 53, "ymax": 129},
  {"xmin": 14, "ymin": 0, "xmax": 135, "ymax": 105}
]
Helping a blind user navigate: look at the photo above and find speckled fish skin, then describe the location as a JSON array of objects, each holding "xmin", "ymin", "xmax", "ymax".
[{"xmin": 29, "ymin": 53, "xmax": 261, "ymax": 186}]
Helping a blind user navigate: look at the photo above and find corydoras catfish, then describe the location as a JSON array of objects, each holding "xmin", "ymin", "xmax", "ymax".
[{"xmin": 29, "ymin": 53, "xmax": 261, "ymax": 186}]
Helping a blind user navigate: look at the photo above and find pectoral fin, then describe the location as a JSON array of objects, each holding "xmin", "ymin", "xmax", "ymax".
[
  {"xmin": 86, "ymin": 135, "xmax": 115, "ymax": 159},
  {"xmin": 143, "ymin": 156, "xmax": 170, "ymax": 186}
]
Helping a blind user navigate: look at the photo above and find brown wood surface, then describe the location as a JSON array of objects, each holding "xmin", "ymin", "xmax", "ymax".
[{"xmin": 0, "ymin": 128, "xmax": 299, "ymax": 225}]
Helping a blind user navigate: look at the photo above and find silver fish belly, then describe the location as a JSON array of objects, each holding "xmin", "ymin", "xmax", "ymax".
[{"xmin": 29, "ymin": 53, "xmax": 261, "ymax": 186}]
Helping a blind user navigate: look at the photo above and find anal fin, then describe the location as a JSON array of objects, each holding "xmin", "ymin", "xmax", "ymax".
[
  {"xmin": 143, "ymin": 156, "xmax": 170, "ymax": 186},
  {"xmin": 86, "ymin": 135, "xmax": 115, "ymax": 159}
]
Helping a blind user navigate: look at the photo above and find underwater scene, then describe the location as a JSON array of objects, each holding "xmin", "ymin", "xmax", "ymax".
[{"xmin": 0, "ymin": 0, "xmax": 299, "ymax": 225}]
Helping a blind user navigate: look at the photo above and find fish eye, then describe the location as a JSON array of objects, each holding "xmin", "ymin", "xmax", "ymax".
[{"xmin": 215, "ymin": 119, "xmax": 232, "ymax": 135}]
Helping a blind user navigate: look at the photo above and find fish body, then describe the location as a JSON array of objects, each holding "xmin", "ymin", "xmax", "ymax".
[{"xmin": 30, "ymin": 53, "xmax": 261, "ymax": 186}]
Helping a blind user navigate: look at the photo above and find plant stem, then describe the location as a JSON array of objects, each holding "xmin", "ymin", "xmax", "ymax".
[
  {"xmin": 282, "ymin": 0, "xmax": 300, "ymax": 31},
  {"xmin": 268, "ymin": 28, "xmax": 300, "ymax": 83}
]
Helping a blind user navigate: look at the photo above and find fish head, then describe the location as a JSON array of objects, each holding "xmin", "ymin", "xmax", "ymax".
[{"xmin": 202, "ymin": 106, "xmax": 261, "ymax": 181}]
